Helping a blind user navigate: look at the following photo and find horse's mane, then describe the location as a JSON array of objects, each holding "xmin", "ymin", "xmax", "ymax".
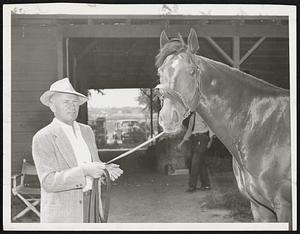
[{"xmin": 155, "ymin": 40, "xmax": 187, "ymax": 68}]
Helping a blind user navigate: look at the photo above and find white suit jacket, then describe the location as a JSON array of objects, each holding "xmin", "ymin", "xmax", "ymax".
[{"xmin": 32, "ymin": 119, "xmax": 100, "ymax": 223}]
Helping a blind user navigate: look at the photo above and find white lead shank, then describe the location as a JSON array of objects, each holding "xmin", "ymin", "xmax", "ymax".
[{"xmin": 105, "ymin": 131, "xmax": 165, "ymax": 164}]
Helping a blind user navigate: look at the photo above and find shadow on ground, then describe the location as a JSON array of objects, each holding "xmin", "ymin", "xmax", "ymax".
[
  {"xmin": 108, "ymin": 169, "xmax": 252, "ymax": 223},
  {"xmin": 11, "ymin": 168, "xmax": 252, "ymax": 223}
]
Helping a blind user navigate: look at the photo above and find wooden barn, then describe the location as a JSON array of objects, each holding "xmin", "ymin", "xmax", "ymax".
[{"xmin": 11, "ymin": 14, "xmax": 289, "ymax": 174}]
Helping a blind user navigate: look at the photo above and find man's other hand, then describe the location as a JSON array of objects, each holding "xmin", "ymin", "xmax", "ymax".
[
  {"xmin": 176, "ymin": 142, "xmax": 183, "ymax": 152},
  {"xmin": 81, "ymin": 162, "xmax": 106, "ymax": 178}
]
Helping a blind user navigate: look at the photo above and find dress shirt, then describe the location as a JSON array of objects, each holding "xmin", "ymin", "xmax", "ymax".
[
  {"xmin": 54, "ymin": 118, "xmax": 93, "ymax": 192},
  {"xmin": 182, "ymin": 112, "xmax": 214, "ymax": 143},
  {"xmin": 192, "ymin": 113, "xmax": 214, "ymax": 138}
]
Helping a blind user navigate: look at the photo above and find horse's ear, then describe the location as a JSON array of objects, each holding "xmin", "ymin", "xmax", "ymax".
[
  {"xmin": 160, "ymin": 30, "xmax": 169, "ymax": 49},
  {"xmin": 187, "ymin": 28, "xmax": 199, "ymax": 54}
]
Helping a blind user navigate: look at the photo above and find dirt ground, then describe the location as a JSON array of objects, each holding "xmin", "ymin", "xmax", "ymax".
[
  {"xmin": 12, "ymin": 168, "xmax": 252, "ymax": 223},
  {"xmin": 108, "ymin": 169, "xmax": 252, "ymax": 223}
]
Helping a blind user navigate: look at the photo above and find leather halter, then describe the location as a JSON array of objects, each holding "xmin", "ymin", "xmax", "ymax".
[
  {"xmin": 98, "ymin": 169, "xmax": 111, "ymax": 223},
  {"xmin": 155, "ymin": 52, "xmax": 201, "ymax": 120},
  {"xmin": 89, "ymin": 168, "xmax": 111, "ymax": 223}
]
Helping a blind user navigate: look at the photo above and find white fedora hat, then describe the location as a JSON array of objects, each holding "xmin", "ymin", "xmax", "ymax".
[{"xmin": 40, "ymin": 78, "xmax": 88, "ymax": 106}]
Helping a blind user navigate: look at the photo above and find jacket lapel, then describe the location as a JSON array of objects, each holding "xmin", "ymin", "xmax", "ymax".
[
  {"xmin": 50, "ymin": 120, "xmax": 78, "ymax": 167},
  {"xmin": 80, "ymin": 125, "xmax": 99, "ymax": 162}
]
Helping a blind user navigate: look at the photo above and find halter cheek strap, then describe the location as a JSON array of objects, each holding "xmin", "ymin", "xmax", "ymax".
[
  {"xmin": 184, "ymin": 84, "xmax": 200, "ymax": 119},
  {"xmin": 155, "ymin": 84, "xmax": 189, "ymax": 111}
]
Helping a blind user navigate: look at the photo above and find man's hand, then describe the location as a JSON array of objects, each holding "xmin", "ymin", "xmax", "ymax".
[
  {"xmin": 176, "ymin": 142, "xmax": 184, "ymax": 152},
  {"xmin": 106, "ymin": 163, "xmax": 123, "ymax": 181},
  {"xmin": 81, "ymin": 162, "xmax": 106, "ymax": 178},
  {"xmin": 207, "ymin": 135, "xmax": 215, "ymax": 149}
]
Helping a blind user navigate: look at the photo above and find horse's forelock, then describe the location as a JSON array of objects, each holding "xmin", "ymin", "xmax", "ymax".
[{"xmin": 155, "ymin": 41, "xmax": 187, "ymax": 68}]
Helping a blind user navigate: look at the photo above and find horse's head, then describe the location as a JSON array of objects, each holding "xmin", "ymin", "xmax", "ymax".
[{"xmin": 155, "ymin": 28, "xmax": 201, "ymax": 133}]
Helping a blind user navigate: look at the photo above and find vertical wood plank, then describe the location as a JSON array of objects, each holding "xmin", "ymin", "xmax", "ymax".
[
  {"xmin": 66, "ymin": 37, "xmax": 70, "ymax": 77},
  {"xmin": 56, "ymin": 26, "xmax": 63, "ymax": 79},
  {"xmin": 233, "ymin": 36, "xmax": 240, "ymax": 69}
]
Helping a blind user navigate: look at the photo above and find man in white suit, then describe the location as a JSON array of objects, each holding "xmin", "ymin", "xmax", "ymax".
[{"xmin": 32, "ymin": 78, "xmax": 123, "ymax": 223}]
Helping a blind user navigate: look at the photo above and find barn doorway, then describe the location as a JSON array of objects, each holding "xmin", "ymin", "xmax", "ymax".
[
  {"xmin": 86, "ymin": 87, "xmax": 162, "ymax": 172},
  {"xmin": 66, "ymin": 37, "xmax": 163, "ymax": 172},
  {"xmin": 87, "ymin": 88, "xmax": 161, "ymax": 150}
]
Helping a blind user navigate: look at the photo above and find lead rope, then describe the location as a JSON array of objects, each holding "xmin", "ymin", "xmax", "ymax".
[
  {"xmin": 89, "ymin": 169, "xmax": 111, "ymax": 223},
  {"xmin": 234, "ymin": 146, "xmax": 278, "ymax": 220},
  {"xmin": 98, "ymin": 169, "xmax": 111, "ymax": 223}
]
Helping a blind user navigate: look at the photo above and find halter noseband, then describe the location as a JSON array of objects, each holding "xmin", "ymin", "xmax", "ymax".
[{"xmin": 156, "ymin": 51, "xmax": 201, "ymax": 120}]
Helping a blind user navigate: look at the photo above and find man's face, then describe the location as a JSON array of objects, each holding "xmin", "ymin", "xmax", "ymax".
[{"xmin": 50, "ymin": 93, "xmax": 80, "ymax": 125}]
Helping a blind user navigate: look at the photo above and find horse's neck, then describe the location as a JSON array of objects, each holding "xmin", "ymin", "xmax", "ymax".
[
  {"xmin": 197, "ymin": 55, "xmax": 290, "ymax": 92},
  {"xmin": 195, "ymin": 57, "xmax": 287, "ymax": 154}
]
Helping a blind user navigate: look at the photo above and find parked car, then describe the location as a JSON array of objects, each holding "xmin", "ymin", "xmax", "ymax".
[{"xmin": 113, "ymin": 120, "xmax": 146, "ymax": 144}]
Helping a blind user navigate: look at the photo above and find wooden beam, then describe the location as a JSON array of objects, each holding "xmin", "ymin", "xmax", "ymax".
[
  {"xmin": 204, "ymin": 36, "xmax": 234, "ymax": 66},
  {"xmin": 238, "ymin": 25, "xmax": 288, "ymax": 38},
  {"xmin": 13, "ymin": 14, "xmax": 288, "ymax": 21},
  {"xmin": 89, "ymin": 84, "xmax": 155, "ymax": 89},
  {"xmin": 239, "ymin": 37, "xmax": 266, "ymax": 65},
  {"xmin": 61, "ymin": 24, "xmax": 288, "ymax": 38},
  {"xmin": 233, "ymin": 36, "xmax": 240, "ymax": 69},
  {"xmin": 88, "ymin": 80, "xmax": 155, "ymax": 89}
]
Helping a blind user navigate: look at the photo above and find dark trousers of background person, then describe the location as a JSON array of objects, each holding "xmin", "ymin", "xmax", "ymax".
[{"xmin": 185, "ymin": 132, "xmax": 210, "ymax": 189}]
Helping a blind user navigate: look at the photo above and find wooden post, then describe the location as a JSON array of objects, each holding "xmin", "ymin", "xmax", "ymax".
[
  {"xmin": 204, "ymin": 36, "xmax": 234, "ymax": 66},
  {"xmin": 150, "ymin": 88, "xmax": 153, "ymax": 138},
  {"xmin": 157, "ymin": 96, "xmax": 162, "ymax": 133},
  {"xmin": 56, "ymin": 26, "xmax": 63, "ymax": 79},
  {"xmin": 239, "ymin": 37, "xmax": 266, "ymax": 65},
  {"xmin": 66, "ymin": 37, "xmax": 70, "ymax": 77},
  {"xmin": 75, "ymin": 60, "xmax": 88, "ymax": 125},
  {"xmin": 233, "ymin": 36, "xmax": 240, "ymax": 69},
  {"xmin": 72, "ymin": 56, "xmax": 77, "ymax": 89}
]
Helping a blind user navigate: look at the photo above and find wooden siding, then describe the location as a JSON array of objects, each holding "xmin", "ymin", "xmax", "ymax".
[{"xmin": 11, "ymin": 25, "xmax": 58, "ymax": 174}]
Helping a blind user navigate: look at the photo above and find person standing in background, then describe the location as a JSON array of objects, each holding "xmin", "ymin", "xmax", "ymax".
[{"xmin": 176, "ymin": 112, "xmax": 214, "ymax": 193}]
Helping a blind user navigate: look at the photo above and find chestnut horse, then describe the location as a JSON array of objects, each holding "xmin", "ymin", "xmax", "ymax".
[{"xmin": 155, "ymin": 28, "xmax": 291, "ymax": 226}]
